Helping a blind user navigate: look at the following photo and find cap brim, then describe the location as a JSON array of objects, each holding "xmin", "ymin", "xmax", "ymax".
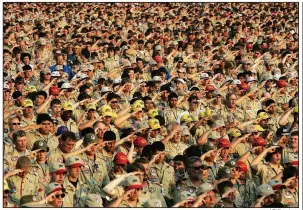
[
  {"xmin": 69, "ymin": 163, "xmax": 83, "ymax": 168},
  {"xmin": 272, "ymin": 184, "xmax": 285, "ymax": 190},
  {"xmin": 290, "ymin": 160, "xmax": 299, "ymax": 166},
  {"xmin": 115, "ymin": 160, "xmax": 127, "ymax": 165},
  {"xmin": 54, "ymin": 169, "xmax": 68, "ymax": 174},
  {"xmin": 127, "ymin": 184, "xmax": 143, "ymax": 190}
]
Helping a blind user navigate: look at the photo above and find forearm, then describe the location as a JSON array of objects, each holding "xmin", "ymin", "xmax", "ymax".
[
  {"xmin": 63, "ymin": 148, "xmax": 87, "ymax": 160},
  {"xmin": 279, "ymin": 109, "xmax": 293, "ymax": 126},
  {"xmin": 190, "ymin": 119, "xmax": 203, "ymax": 135},
  {"xmin": 114, "ymin": 113, "xmax": 131, "ymax": 128},
  {"xmin": 36, "ymin": 99, "xmax": 51, "ymax": 114},
  {"xmin": 251, "ymin": 149, "xmax": 268, "ymax": 167},
  {"xmin": 117, "ymin": 105, "xmax": 131, "ymax": 117},
  {"xmin": 238, "ymin": 151, "xmax": 251, "ymax": 163},
  {"xmin": 127, "ymin": 145, "xmax": 135, "ymax": 164},
  {"xmin": 103, "ymin": 176, "xmax": 126, "ymax": 195},
  {"xmin": 237, "ymin": 119, "xmax": 255, "ymax": 130},
  {"xmin": 197, "ymin": 129, "xmax": 211, "ymax": 145},
  {"xmin": 78, "ymin": 118, "xmax": 98, "ymax": 130}
]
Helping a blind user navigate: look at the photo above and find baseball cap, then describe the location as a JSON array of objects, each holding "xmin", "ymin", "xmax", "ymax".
[
  {"xmin": 38, "ymin": 38, "xmax": 47, "ymax": 45},
  {"xmin": 62, "ymin": 101, "xmax": 74, "ymax": 111},
  {"xmin": 180, "ymin": 191, "xmax": 196, "ymax": 202},
  {"xmin": 49, "ymin": 86, "xmax": 61, "ymax": 96},
  {"xmin": 283, "ymin": 153, "xmax": 298, "ymax": 166},
  {"xmin": 228, "ymin": 128, "xmax": 242, "ymax": 138},
  {"xmin": 245, "ymin": 125, "xmax": 258, "ymax": 133},
  {"xmin": 25, "ymin": 85, "xmax": 37, "ymax": 93},
  {"xmin": 256, "ymin": 184, "xmax": 275, "ymax": 196},
  {"xmin": 148, "ymin": 109, "xmax": 159, "ymax": 118},
  {"xmin": 148, "ymin": 118, "xmax": 161, "ymax": 130},
  {"xmin": 180, "ymin": 113, "xmax": 194, "ymax": 123},
  {"xmin": 134, "ymin": 137, "xmax": 148, "ymax": 147},
  {"xmin": 32, "ymin": 140, "xmax": 49, "ymax": 152},
  {"xmin": 200, "ymin": 73, "xmax": 209, "ymax": 79},
  {"xmin": 132, "ymin": 103, "xmax": 143, "ymax": 112},
  {"xmin": 196, "ymin": 183, "xmax": 215, "ymax": 195},
  {"xmin": 45, "ymin": 182, "xmax": 66, "ymax": 195},
  {"xmin": 114, "ymin": 152, "xmax": 128, "ymax": 165},
  {"xmin": 22, "ymin": 99, "xmax": 34, "ymax": 108},
  {"xmin": 84, "ymin": 133, "xmax": 98, "ymax": 145},
  {"xmin": 181, "ymin": 126, "xmax": 190, "ymax": 136},
  {"xmin": 51, "ymin": 71, "xmax": 61, "ymax": 77},
  {"xmin": 202, "ymin": 141, "xmax": 217, "ymax": 152},
  {"xmin": 208, "ymin": 131, "xmax": 221, "ymax": 140},
  {"xmin": 277, "ymin": 80, "xmax": 288, "ymax": 88},
  {"xmin": 124, "ymin": 175, "xmax": 142, "ymax": 190},
  {"xmin": 239, "ymin": 82, "xmax": 249, "ymax": 90},
  {"xmin": 232, "ymin": 80, "xmax": 241, "ymax": 85},
  {"xmin": 225, "ymin": 160, "xmax": 237, "ymax": 168},
  {"xmin": 206, "ymin": 84, "xmax": 216, "ymax": 91},
  {"xmin": 49, "ymin": 162, "xmax": 67, "ymax": 173},
  {"xmin": 267, "ymin": 180, "xmax": 285, "ymax": 190},
  {"xmin": 65, "ymin": 156, "xmax": 84, "ymax": 168},
  {"xmin": 113, "ymin": 78, "xmax": 122, "ymax": 84},
  {"xmin": 100, "ymin": 105, "xmax": 113, "ymax": 117},
  {"xmin": 212, "ymin": 120, "xmax": 225, "ymax": 128},
  {"xmin": 255, "ymin": 125, "xmax": 265, "ymax": 132},
  {"xmin": 85, "ymin": 103, "xmax": 96, "ymax": 111},
  {"xmin": 152, "ymin": 76, "xmax": 162, "ymax": 82},
  {"xmin": 217, "ymin": 166, "xmax": 232, "ymax": 179},
  {"xmin": 155, "ymin": 45, "xmax": 161, "ymax": 51},
  {"xmin": 176, "ymin": 78, "xmax": 186, "ymax": 84},
  {"xmin": 56, "ymin": 126, "xmax": 69, "ymax": 136},
  {"xmin": 258, "ymin": 112, "xmax": 270, "ymax": 120},
  {"xmin": 55, "ymin": 65, "xmax": 64, "ymax": 71},
  {"xmin": 154, "ymin": 55, "xmax": 163, "ymax": 63},
  {"xmin": 236, "ymin": 161, "xmax": 248, "ymax": 173},
  {"xmin": 61, "ymin": 83, "xmax": 74, "ymax": 89},
  {"xmin": 219, "ymin": 138, "xmax": 230, "ymax": 148},
  {"xmin": 246, "ymin": 76, "xmax": 257, "ymax": 83},
  {"xmin": 253, "ymin": 137, "xmax": 267, "ymax": 146},
  {"xmin": 101, "ymin": 86, "xmax": 112, "ymax": 93},
  {"xmin": 82, "ymin": 194, "xmax": 103, "ymax": 207},
  {"xmin": 198, "ymin": 108, "xmax": 213, "ymax": 119}
]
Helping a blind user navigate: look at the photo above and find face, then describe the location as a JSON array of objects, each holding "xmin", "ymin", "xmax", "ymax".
[
  {"xmin": 57, "ymin": 56, "xmax": 65, "ymax": 65},
  {"xmin": 149, "ymin": 128, "xmax": 160, "ymax": 138},
  {"xmin": 35, "ymin": 95, "xmax": 45, "ymax": 106},
  {"xmin": 51, "ymin": 171, "xmax": 66, "ymax": 184},
  {"xmin": 289, "ymin": 135, "xmax": 298, "ymax": 148},
  {"xmin": 263, "ymin": 194, "xmax": 274, "ymax": 205},
  {"xmin": 270, "ymin": 152, "xmax": 281, "ymax": 164},
  {"xmin": 60, "ymin": 139, "xmax": 75, "ymax": 153},
  {"xmin": 173, "ymin": 161, "xmax": 185, "ymax": 171},
  {"xmin": 189, "ymin": 100, "xmax": 199, "ymax": 110},
  {"xmin": 39, "ymin": 120, "xmax": 52, "ymax": 135},
  {"xmin": 49, "ymin": 190, "xmax": 64, "ymax": 207},
  {"xmin": 169, "ymin": 97, "xmax": 178, "ymax": 107},
  {"xmin": 51, "ymin": 104, "xmax": 62, "ymax": 114},
  {"xmin": 204, "ymin": 191, "xmax": 216, "ymax": 207},
  {"xmin": 141, "ymin": 163, "xmax": 149, "ymax": 179},
  {"xmin": 109, "ymin": 98, "xmax": 119, "ymax": 109},
  {"xmin": 9, "ymin": 118, "xmax": 21, "ymax": 131},
  {"xmin": 144, "ymin": 100, "xmax": 154, "ymax": 110},
  {"xmin": 155, "ymin": 151, "xmax": 165, "ymax": 164},
  {"xmin": 15, "ymin": 82, "xmax": 25, "ymax": 91},
  {"xmin": 36, "ymin": 149, "xmax": 47, "ymax": 162},
  {"xmin": 61, "ymin": 110, "xmax": 72, "ymax": 121},
  {"xmin": 104, "ymin": 141, "xmax": 115, "ymax": 152},
  {"xmin": 68, "ymin": 166, "xmax": 81, "ymax": 179},
  {"xmin": 15, "ymin": 136, "xmax": 27, "ymax": 152},
  {"xmin": 23, "ymin": 106, "xmax": 33, "ymax": 117},
  {"xmin": 113, "ymin": 161, "xmax": 125, "ymax": 172},
  {"xmin": 129, "ymin": 188, "xmax": 142, "ymax": 200}
]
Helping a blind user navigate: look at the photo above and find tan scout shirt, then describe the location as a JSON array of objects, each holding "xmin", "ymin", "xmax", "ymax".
[
  {"xmin": 4, "ymin": 148, "xmax": 31, "ymax": 172},
  {"xmin": 165, "ymin": 141, "xmax": 188, "ymax": 160},
  {"xmin": 30, "ymin": 161, "xmax": 50, "ymax": 189},
  {"xmin": 162, "ymin": 107, "xmax": 183, "ymax": 124},
  {"xmin": 252, "ymin": 162, "xmax": 283, "ymax": 184},
  {"xmin": 26, "ymin": 131, "xmax": 58, "ymax": 152},
  {"xmin": 47, "ymin": 147, "xmax": 65, "ymax": 165},
  {"xmin": 63, "ymin": 177, "xmax": 91, "ymax": 207},
  {"xmin": 281, "ymin": 188, "xmax": 298, "ymax": 206},
  {"xmin": 20, "ymin": 115, "xmax": 37, "ymax": 128}
]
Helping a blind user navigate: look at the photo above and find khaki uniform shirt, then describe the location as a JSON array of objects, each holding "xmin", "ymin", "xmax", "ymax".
[
  {"xmin": 63, "ymin": 177, "xmax": 91, "ymax": 207},
  {"xmin": 252, "ymin": 162, "xmax": 283, "ymax": 184},
  {"xmin": 165, "ymin": 141, "xmax": 188, "ymax": 161},
  {"xmin": 240, "ymin": 99, "xmax": 262, "ymax": 120},
  {"xmin": 150, "ymin": 162, "xmax": 175, "ymax": 199},
  {"xmin": 57, "ymin": 117, "xmax": 79, "ymax": 135},
  {"xmin": 172, "ymin": 178, "xmax": 201, "ymax": 202},
  {"xmin": 26, "ymin": 131, "xmax": 58, "ymax": 152},
  {"xmin": 20, "ymin": 115, "xmax": 37, "ymax": 128},
  {"xmin": 267, "ymin": 113, "xmax": 281, "ymax": 132},
  {"xmin": 162, "ymin": 107, "xmax": 183, "ymax": 124},
  {"xmin": 234, "ymin": 179, "xmax": 257, "ymax": 207},
  {"xmin": 221, "ymin": 106, "xmax": 246, "ymax": 123},
  {"xmin": 281, "ymin": 188, "xmax": 298, "ymax": 206},
  {"xmin": 4, "ymin": 148, "xmax": 31, "ymax": 172},
  {"xmin": 47, "ymin": 147, "xmax": 65, "ymax": 165}
]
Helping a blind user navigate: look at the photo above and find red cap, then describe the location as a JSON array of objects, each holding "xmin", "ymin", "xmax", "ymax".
[
  {"xmin": 134, "ymin": 137, "xmax": 148, "ymax": 147},
  {"xmin": 154, "ymin": 55, "xmax": 163, "ymax": 63},
  {"xmin": 55, "ymin": 169, "xmax": 68, "ymax": 174},
  {"xmin": 219, "ymin": 138, "xmax": 230, "ymax": 148},
  {"xmin": 253, "ymin": 137, "xmax": 267, "ymax": 146},
  {"xmin": 277, "ymin": 80, "xmax": 288, "ymax": 88},
  {"xmin": 246, "ymin": 43, "xmax": 253, "ymax": 50},
  {"xmin": 238, "ymin": 83, "xmax": 249, "ymax": 90},
  {"xmin": 163, "ymin": 37, "xmax": 169, "ymax": 42},
  {"xmin": 114, "ymin": 152, "xmax": 127, "ymax": 165},
  {"xmin": 272, "ymin": 184, "xmax": 285, "ymax": 190},
  {"xmin": 206, "ymin": 85, "xmax": 216, "ymax": 91},
  {"xmin": 222, "ymin": 32, "xmax": 228, "ymax": 37},
  {"xmin": 127, "ymin": 184, "xmax": 143, "ymax": 190},
  {"xmin": 49, "ymin": 86, "xmax": 60, "ymax": 95},
  {"xmin": 70, "ymin": 163, "xmax": 84, "ymax": 168},
  {"xmin": 139, "ymin": 34, "xmax": 144, "ymax": 39},
  {"xmin": 236, "ymin": 161, "xmax": 248, "ymax": 173},
  {"xmin": 189, "ymin": 35, "xmax": 194, "ymax": 40},
  {"xmin": 290, "ymin": 160, "xmax": 299, "ymax": 166}
]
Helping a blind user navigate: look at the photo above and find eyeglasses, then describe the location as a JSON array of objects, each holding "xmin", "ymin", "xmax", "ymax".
[
  {"xmin": 111, "ymin": 101, "xmax": 119, "ymax": 104},
  {"xmin": 141, "ymin": 85, "xmax": 147, "ymax": 87},
  {"xmin": 191, "ymin": 101, "xmax": 199, "ymax": 104},
  {"xmin": 55, "ymin": 193, "xmax": 66, "ymax": 199},
  {"xmin": 12, "ymin": 123, "xmax": 21, "ymax": 125}
]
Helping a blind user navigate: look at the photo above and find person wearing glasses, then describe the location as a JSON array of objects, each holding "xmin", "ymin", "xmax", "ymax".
[
  {"xmin": 20, "ymin": 99, "xmax": 36, "ymax": 127},
  {"xmin": 45, "ymin": 182, "xmax": 66, "ymax": 207}
]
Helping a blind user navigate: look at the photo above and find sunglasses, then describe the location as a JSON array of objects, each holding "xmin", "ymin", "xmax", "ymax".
[
  {"xmin": 192, "ymin": 101, "xmax": 199, "ymax": 104},
  {"xmin": 110, "ymin": 101, "xmax": 119, "ymax": 104},
  {"xmin": 191, "ymin": 165, "xmax": 205, "ymax": 170},
  {"xmin": 12, "ymin": 123, "xmax": 21, "ymax": 125},
  {"xmin": 55, "ymin": 193, "xmax": 66, "ymax": 199},
  {"xmin": 141, "ymin": 85, "xmax": 147, "ymax": 87}
]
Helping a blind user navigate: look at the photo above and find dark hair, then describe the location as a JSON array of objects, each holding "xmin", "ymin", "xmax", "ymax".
[
  {"xmin": 21, "ymin": 53, "xmax": 31, "ymax": 62},
  {"xmin": 61, "ymin": 131, "xmax": 77, "ymax": 142},
  {"xmin": 141, "ymin": 145, "xmax": 155, "ymax": 160},
  {"xmin": 155, "ymin": 115, "xmax": 165, "ymax": 126},
  {"xmin": 168, "ymin": 92, "xmax": 178, "ymax": 100},
  {"xmin": 81, "ymin": 127, "xmax": 95, "ymax": 139},
  {"xmin": 282, "ymin": 166, "xmax": 298, "ymax": 182},
  {"xmin": 135, "ymin": 157, "xmax": 149, "ymax": 165},
  {"xmin": 36, "ymin": 113, "xmax": 53, "ymax": 124},
  {"xmin": 16, "ymin": 156, "xmax": 31, "ymax": 169},
  {"xmin": 126, "ymin": 162, "xmax": 145, "ymax": 173},
  {"xmin": 265, "ymin": 99, "xmax": 276, "ymax": 107},
  {"xmin": 12, "ymin": 130, "xmax": 26, "ymax": 143},
  {"xmin": 217, "ymin": 181, "xmax": 233, "ymax": 195},
  {"xmin": 107, "ymin": 92, "xmax": 120, "ymax": 102},
  {"xmin": 50, "ymin": 99, "xmax": 61, "ymax": 107},
  {"xmin": 291, "ymin": 131, "xmax": 298, "ymax": 136},
  {"xmin": 152, "ymin": 141, "xmax": 165, "ymax": 152},
  {"xmin": 35, "ymin": 91, "xmax": 48, "ymax": 99},
  {"xmin": 183, "ymin": 145, "xmax": 202, "ymax": 159}
]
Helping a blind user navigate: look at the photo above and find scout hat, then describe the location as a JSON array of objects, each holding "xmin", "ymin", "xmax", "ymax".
[
  {"xmin": 65, "ymin": 156, "xmax": 84, "ymax": 168},
  {"xmin": 134, "ymin": 137, "xmax": 148, "ymax": 148},
  {"xmin": 217, "ymin": 166, "xmax": 232, "ymax": 179},
  {"xmin": 114, "ymin": 152, "xmax": 128, "ymax": 165},
  {"xmin": 256, "ymin": 184, "xmax": 275, "ymax": 196},
  {"xmin": 148, "ymin": 118, "xmax": 161, "ymax": 130},
  {"xmin": 100, "ymin": 105, "xmax": 113, "ymax": 117},
  {"xmin": 236, "ymin": 161, "xmax": 248, "ymax": 173},
  {"xmin": 181, "ymin": 125, "xmax": 190, "ymax": 136},
  {"xmin": 82, "ymin": 194, "xmax": 103, "ymax": 207},
  {"xmin": 62, "ymin": 101, "xmax": 74, "ymax": 111},
  {"xmin": 49, "ymin": 162, "xmax": 68, "ymax": 174},
  {"xmin": 124, "ymin": 175, "xmax": 142, "ymax": 190},
  {"xmin": 22, "ymin": 99, "xmax": 34, "ymax": 108},
  {"xmin": 228, "ymin": 128, "xmax": 242, "ymax": 138},
  {"xmin": 180, "ymin": 191, "xmax": 196, "ymax": 202},
  {"xmin": 32, "ymin": 140, "xmax": 49, "ymax": 152},
  {"xmin": 225, "ymin": 159, "xmax": 237, "ymax": 168},
  {"xmin": 45, "ymin": 182, "xmax": 66, "ymax": 195},
  {"xmin": 84, "ymin": 133, "xmax": 98, "ymax": 145}
]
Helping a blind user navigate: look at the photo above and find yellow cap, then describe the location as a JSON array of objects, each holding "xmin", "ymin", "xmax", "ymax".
[
  {"xmin": 148, "ymin": 109, "xmax": 158, "ymax": 118},
  {"xmin": 22, "ymin": 99, "xmax": 34, "ymax": 108},
  {"xmin": 100, "ymin": 105, "xmax": 113, "ymax": 117},
  {"xmin": 62, "ymin": 101, "xmax": 74, "ymax": 111},
  {"xmin": 4, "ymin": 180, "xmax": 10, "ymax": 191},
  {"xmin": 228, "ymin": 128, "xmax": 242, "ymax": 138},
  {"xmin": 255, "ymin": 124, "xmax": 265, "ymax": 132},
  {"xmin": 26, "ymin": 85, "xmax": 37, "ymax": 93},
  {"xmin": 133, "ymin": 100, "xmax": 144, "ymax": 108},
  {"xmin": 85, "ymin": 103, "xmax": 96, "ymax": 111},
  {"xmin": 180, "ymin": 113, "xmax": 193, "ymax": 123},
  {"xmin": 198, "ymin": 107, "xmax": 213, "ymax": 118},
  {"xmin": 132, "ymin": 103, "xmax": 143, "ymax": 112},
  {"xmin": 294, "ymin": 106, "xmax": 298, "ymax": 113},
  {"xmin": 257, "ymin": 112, "xmax": 270, "ymax": 120},
  {"xmin": 148, "ymin": 118, "xmax": 161, "ymax": 130}
]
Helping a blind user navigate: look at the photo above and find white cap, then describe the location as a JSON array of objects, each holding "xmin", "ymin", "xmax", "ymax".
[
  {"xmin": 178, "ymin": 68, "xmax": 186, "ymax": 73},
  {"xmin": 273, "ymin": 74, "xmax": 281, "ymax": 81},
  {"xmin": 113, "ymin": 78, "xmax": 122, "ymax": 84},
  {"xmin": 155, "ymin": 45, "xmax": 161, "ymax": 51},
  {"xmin": 4, "ymin": 83, "xmax": 10, "ymax": 90},
  {"xmin": 55, "ymin": 65, "xmax": 64, "ymax": 71},
  {"xmin": 51, "ymin": 71, "xmax": 61, "ymax": 77},
  {"xmin": 61, "ymin": 83, "xmax": 73, "ymax": 89},
  {"xmin": 232, "ymin": 79, "xmax": 241, "ymax": 85},
  {"xmin": 289, "ymin": 71, "xmax": 298, "ymax": 79},
  {"xmin": 272, "ymin": 68, "xmax": 281, "ymax": 75},
  {"xmin": 176, "ymin": 78, "xmax": 186, "ymax": 84},
  {"xmin": 246, "ymin": 76, "xmax": 257, "ymax": 83},
  {"xmin": 153, "ymin": 76, "xmax": 162, "ymax": 82},
  {"xmin": 80, "ymin": 64, "xmax": 88, "ymax": 71},
  {"xmin": 87, "ymin": 64, "xmax": 94, "ymax": 71},
  {"xmin": 200, "ymin": 73, "xmax": 209, "ymax": 79},
  {"xmin": 101, "ymin": 86, "xmax": 112, "ymax": 93}
]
